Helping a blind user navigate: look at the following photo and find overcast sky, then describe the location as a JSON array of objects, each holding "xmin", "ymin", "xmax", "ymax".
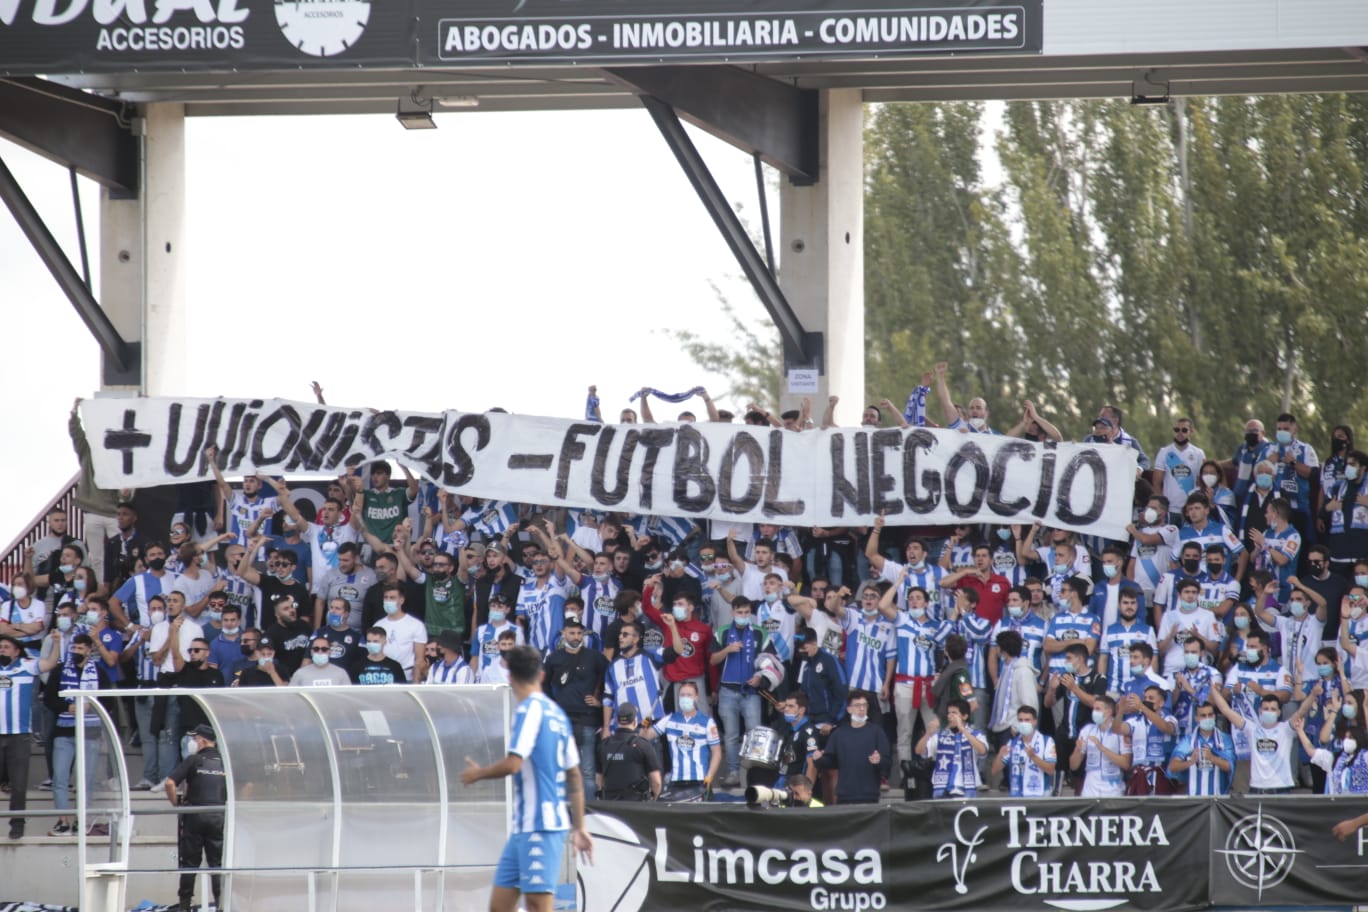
[{"xmin": 0, "ymin": 109, "xmax": 778, "ymax": 539}]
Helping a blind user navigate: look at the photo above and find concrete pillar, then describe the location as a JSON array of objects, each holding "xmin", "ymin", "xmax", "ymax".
[
  {"xmin": 777, "ymin": 88, "xmax": 864, "ymax": 422},
  {"xmin": 98, "ymin": 102, "xmax": 186, "ymax": 395}
]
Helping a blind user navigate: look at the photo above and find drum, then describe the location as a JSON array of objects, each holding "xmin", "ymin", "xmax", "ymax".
[
  {"xmin": 753, "ymin": 653, "xmax": 786, "ymax": 691},
  {"xmin": 740, "ymin": 726, "xmax": 783, "ymax": 770}
]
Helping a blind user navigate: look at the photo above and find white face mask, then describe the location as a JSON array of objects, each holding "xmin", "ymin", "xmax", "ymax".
[
  {"xmin": 1201, "ymin": 473, "xmax": 1219, "ymax": 488},
  {"xmin": 150, "ymin": 610, "xmax": 167, "ymax": 626},
  {"xmin": 10, "ymin": 585, "xmax": 27, "ymax": 601},
  {"xmin": 186, "ymin": 740, "xmax": 201, "ymax": 756},
  {"xmin": 850, "ymin": 713, "xmax": 867, "ymax": 726},
  {"xmin": 1142, "ymin": 508, "xmax": 1159, "ymax": 525},
  {"xmin": 968, "ymin": 417, "xmax": 986, "ymax": 430},
  {"xmin": 1344, "ymin": 738, "xmax": 1359, "ymax": 755}
]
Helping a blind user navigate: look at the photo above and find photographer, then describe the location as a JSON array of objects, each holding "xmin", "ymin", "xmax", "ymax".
[{"xmin": 787, "ymin": 774, "xmax": 824, "ymax": 807}]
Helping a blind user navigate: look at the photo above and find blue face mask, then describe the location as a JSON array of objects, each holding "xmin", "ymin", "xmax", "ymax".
[
  {"xmin": 783, "ymin": 712, "xmax": 798, "ymax": 723},
  {"xmin": 1276, "ymin": 430, "xmax": 1293, "ymax": 445},
  {"xmin": 365, "ymin": 642, "xmax": 384, "ymax": 656},
  {"xmin": 1317, "ymin": 663, "xmax": 1334, "ymax": 678},
  {"xmin": 734, "ymin": 615, "xmax": 752, "ymax": 627},
  {"xmin": 1255, "ymin": 474, "xmax": 1274, "ymax": 490},
  {"xmin": 328, "ymin": 613, "xmax": 344, "ymax": 627},
  {"xmin": 489, "ymin": 610, "xmax": 506, "ymax": 624},
  {"xmin": 1345, "ymin": 704, "xmax": 1358, "ymax": 720},
  {"xmin": 764, "ymin": 591, "xmax": 780, "ymax": 604},
  {"xmin": 1053, "ymin": 562, "xmax": 1069, "ymax": 575},
  {"xmin": 997, "ymin": 528, "xmax": 1012, "ymax": 541},
  {"xmin": 679, "ymin": 696, "xmax": 696, "ymax": 713}
]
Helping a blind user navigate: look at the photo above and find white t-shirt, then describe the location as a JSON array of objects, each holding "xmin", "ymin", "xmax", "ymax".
[
  {"xmin": 1343, "ymin": 615, "xmax": 1368, "ymax": 690},
  {"xmin": 805, "ymin": 608, "xmax": 846, "ymax": 657},
  {"xmin": 171, "ymin": 567, "xmax": 220, "ymax": 609},
  {"xmin": 478, "ymin": 660, "xmax": 510, "ymax": 686},
  {"xmin": 303, "ymin": 522, "xmax": 359, "ymax": 595},
  {"xmin": 1157, "ymin": 606, "xmax": 1222, "ymax": 676},
  {"xmin": 736, "ymin": 561, "xmax": 788, "ymax": 602},
  {"xmin": 375, "ymin": 612, "xmax": 427, "ymax": 681},
  {"xmin": 149, "ymin": 616, "xmax": 205, "ymax": 675},
  {"xmin": 1154, "ymin": 443, "xmax": 1207, "ymax": 510},
  {"xmin": 1247, "ymin": 720, "xmax": 1295, "ymax": 790},
  {"xmin": 1129, "ymin": 524, "xmax": 1178, "ymax": 593},
  {"xmin": 1078, "ymin": 722, "xmax": 1131, "ymax": 797}
]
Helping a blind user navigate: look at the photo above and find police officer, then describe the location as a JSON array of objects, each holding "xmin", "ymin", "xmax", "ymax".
[
  {"xmin": 596, "ymin": 704, "xmax": 661, "ymax": 801},
  {"xmin": 164, "ymin": 723, "xmax": 227, "ymax": 912}
]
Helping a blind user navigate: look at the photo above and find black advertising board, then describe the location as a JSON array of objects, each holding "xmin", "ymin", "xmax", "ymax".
[
  {"xmin": 580, "ymin": 797, "xmax": 1368, "ymax": 912},
  {"xmin": 0, "ymin": 0, "xmax": 1042, "ymax": 75},
  {"xmin": 423, "ymin": 0, "xmax": 1043, "ymax": 66},
  {"xmin": 0, "ymin": 1, "xmax": 414, "ymax": 74}
]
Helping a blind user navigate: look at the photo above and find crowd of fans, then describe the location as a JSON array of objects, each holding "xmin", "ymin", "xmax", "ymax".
[{"xmin": 2, "ymin": 370, "xmax": 1368, "ymax": 836}]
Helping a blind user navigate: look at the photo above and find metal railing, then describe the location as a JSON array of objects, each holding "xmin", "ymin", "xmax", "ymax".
[{"xmin": 0, "ymin": 471, "xmax": 81, "ymax": 580}]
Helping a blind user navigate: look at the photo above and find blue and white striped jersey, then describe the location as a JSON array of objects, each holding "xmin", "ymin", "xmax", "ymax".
[
  {"xmin": 1177, "ymin": 519, "xmax": 1244, "ymax": 562},
  {"xmin": 839, "ymin": 610, "xmax": 896, "ymax": 691},
  {"xmin": 745, "ymin": 526, "xmax": 802, "ymax": 561},
  {"xmin": 218, "ymin": 573, "xmax": 262, "ymax": 630},
  {"xmin": 227, "ymin": 491, "xmax": 280, "ymax": 554},
  {"xmin": 1100, "ymin": 621, "xmax": 1157, "ymax": 693},
  {"xmin": 947, "ymin": 614, "xmax": 994, "ymax": 689},
  {"xmin": 880, "ymin": 560, "xmax": 946, "ymax": 614},
  {"xmin": 991, "ymin": 613, "xmax": 1047, "ymax": 674},
  {"xmin": 470, "ymin": 501, "xmax": 520, "ymax": 538},
  {"xmin": 604, "ymin": 649, "xmax": 664, "ymax": 727},
  {"xmin": 427, "ymin": 655, "xmax": 474, "ymax": 685},
  {"xmin": 631, "ymin": 515, "xmax": 696, "ymax": 549},
  {"xmin": 1045, "ymin": 610, "xmax": 1102, "ymax": 674},
  {"xmin": 112, "ymin": 571, "xmax": 180, "ymax": 627},
  {"xmin": 893, "ymin": 614, "xmax": 949, "ymax": 677},
  {"xmin": 509, "ymin": 693, "xmax": 578, "ymax": 834},
  {"xmin": 518, "ymin": 575, "xmax": 569, "ymax": 655},
  {"xmin": 0, "ymin": 657, "xmax": 38, "ymax": 735},
  {"xmin": 652, "ymin": 710, "xmax": 719, "ymax": 782},
  {"xmin": 474, "ymin": 622, "xmax": 524, "ymax": 675},
  {"xmin": 1004, "ymin": 731, "xmax": 1056, "ymax": 798},
  {"xmin": 578, "ymin": 575, "xmax": 622, "ymax": 641},
  {"xmin": 988, "ymin": 544, "xmax": 1031, "ymax": 587},
  {"xmin": 1196, "ymin": 571, "xmax": 1240, "ymax": 616},
  {"xmin": 1129, "ymin": 712, "xmax": 1178, "ymax": 767},
  {"xmin": 1171, "ymin": 730, "xmax": 1234, "ymax": 796}
]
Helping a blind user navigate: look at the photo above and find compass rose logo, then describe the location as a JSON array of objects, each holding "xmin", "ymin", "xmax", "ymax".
[{"xmin": 1217, "ymin": 806, "xmax": 1304, "ymax": 900}]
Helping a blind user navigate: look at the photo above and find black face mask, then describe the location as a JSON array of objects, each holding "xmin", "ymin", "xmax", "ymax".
[
  {"xmin": 1244, "ymin": 432, "xmax": 1260, "ymax": 448},
  {"xmin": 185, "ymin": 659, "xmax": 203, "ymax": 669},
  {"xmin": 431, "ymin": 570, "xmax": 450, "ymax": 581},
  {"xmin": 1181, "ymin": 558, "xmax": 1202, "ymax": 574},
  {"xmin": 1334, "ymin": 438, "xmax": 1348, "ymax": 453},
  {"xmin": 73, "ymin": 653, "xmax": 88, "ymax": 665},
  {"xmin": 147, "ymin": 558, "xmax": 166, "ymax": 572},
  {"xmin": 1206, "ymin": 562, "xmax": 1224, "ymax": 576},
  {"xmin": 0, "ymin": 655, "xmax": 12, "ymax": 667},
  {"xmin": 240, "ymin": 645, "xmax": 256, "ymax": 657}
]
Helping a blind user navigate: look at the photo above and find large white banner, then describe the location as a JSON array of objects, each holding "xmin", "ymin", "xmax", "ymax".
[{"xmin": 80, "ymin": 397, "xmax": 1138, "ymax": 537}]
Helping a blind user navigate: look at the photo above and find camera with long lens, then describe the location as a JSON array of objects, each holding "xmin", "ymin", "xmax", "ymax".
[{"xmin": 745, "ymin": 785, "xmax": 791, "ymax": 807}]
